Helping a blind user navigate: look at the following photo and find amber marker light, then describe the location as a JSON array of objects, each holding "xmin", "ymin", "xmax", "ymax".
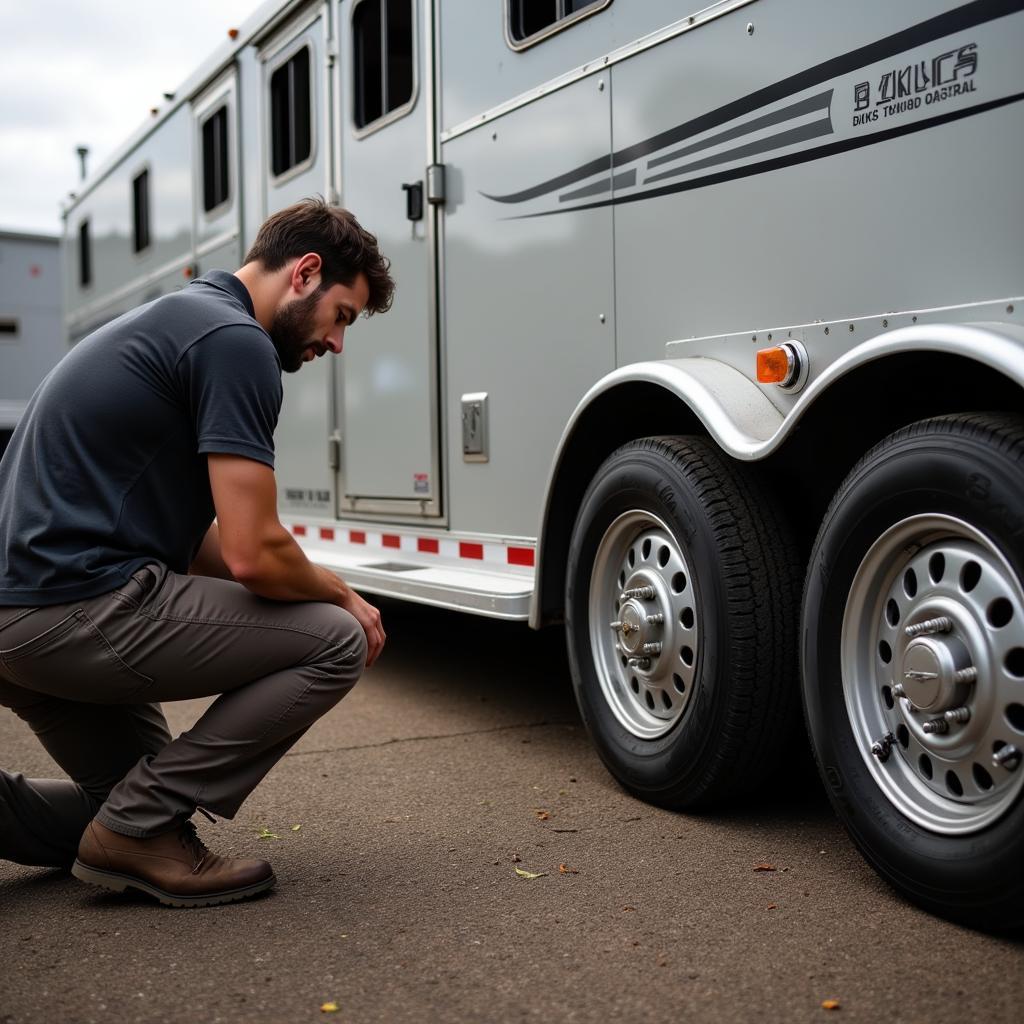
[
  {"xmin": 756, "ymin": 341, "xmax": 807, "ymax": 391},
  {"xmin": 228, "ymin": 27, "xmax": 239, "ymax": 40}
]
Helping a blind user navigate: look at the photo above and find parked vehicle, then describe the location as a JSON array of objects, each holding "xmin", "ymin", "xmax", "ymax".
[
  {"xmin": 61, "ymin": 0, "xmax": 1024, "ymax": 928},
  {"xmin": 0, "ymin": 230, "xmax": 64, "ymax": 456}
]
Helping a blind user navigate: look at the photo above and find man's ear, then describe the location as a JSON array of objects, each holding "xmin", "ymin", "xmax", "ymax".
[{"xmin": 290, "ymin": 252, "xmax": 323, "ymax": 296}]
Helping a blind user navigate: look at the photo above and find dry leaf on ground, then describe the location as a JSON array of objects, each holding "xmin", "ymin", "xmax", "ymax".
[
  {"xmin": 514, "ymin": 866, "xmax": 548, "ymax": 879},
  {"xmin": 559, "ymin": 864, "xmax": 579, "ymax": 874},
  {"xmin": 320, "ymin": 1002, "xmax": 340, "ymax": 1013},
  {"xmin": 753, "ymin": 863, "xmax": 776, "ymax": 872},
  {"xmin": 535, "ymin": 810, "xmax": 551, "ymax": 820},
  {"xmin": 257, "ymin": 828, "xmax": 280, "ymax": 840},
  {"xmin": 291, "ymin": 824, "xmax": 302, "ymax": 832},
  {"xmin": 821, "ymin": 999, "xmax": 841, "ymax": 1011},
  {"xmin": 767, "ymin": 903, "xmax": 778, "ymax": 910}
]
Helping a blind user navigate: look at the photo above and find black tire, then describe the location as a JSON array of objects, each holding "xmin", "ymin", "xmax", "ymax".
[
  {"xmin": 803, "ymin": 413, "xmax": 1024, "ymax": 931},
  {"xmin": 565, "ymin": 436, "xmax": 800, "ymax": 809}
]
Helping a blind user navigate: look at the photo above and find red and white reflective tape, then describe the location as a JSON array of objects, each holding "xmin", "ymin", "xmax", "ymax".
[{"xmin": 288, "ymin": 522, "xmax": 535, "ymax": 568}]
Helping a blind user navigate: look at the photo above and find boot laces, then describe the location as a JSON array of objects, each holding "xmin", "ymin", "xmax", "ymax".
[{"xmin": 179, "ymin": 821, "xmax": 210, "ymax": 874}]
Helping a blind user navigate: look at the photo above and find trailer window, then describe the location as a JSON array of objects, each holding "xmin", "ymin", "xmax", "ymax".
[
  {"xmin": 132, "ymin": 169, "xmax": 150, "ymax": 253},
  {"xmin": 508, "ymin": 0, "xmax": 611, "ymax": 47},
  {"xmin": 202, "ymin": 105, "xmax": 230, "ymax": 213},
  {"xmin": 0, "ymin": 320, "xmax": 18, "ymax": 339},
  {"xmin": 270, "ymin": 46, "xmax": 312, "ymax": 177},
  {"xmin": 79, "ymin": 219, "xmax": 92, "ymax": 288},
  {"xmin": 352, "ymin": 0, "xmax": 414, "ymax": 130}
]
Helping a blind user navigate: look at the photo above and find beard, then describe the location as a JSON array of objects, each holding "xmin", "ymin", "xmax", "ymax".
[{"xmin": 268, "ymin": 289, "xmax": 322, "ymax": 373}]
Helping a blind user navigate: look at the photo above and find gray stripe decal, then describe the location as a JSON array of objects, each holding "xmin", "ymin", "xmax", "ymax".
[
  {"xmin": 559, "ymin": 168, "xmax": 637, "ymax": 203},
  {"xmin": 646, "ymin": 90, "xmax": 834, "ymax": 171},
  {"xmin": 643, "ymin": 115, "xmax": 834, "ymax": 186}
]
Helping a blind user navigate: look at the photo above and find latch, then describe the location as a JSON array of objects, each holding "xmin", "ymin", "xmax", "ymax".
[{"xmin": 401, "ymin": 181, "xmax": 424, "ymax": 222}]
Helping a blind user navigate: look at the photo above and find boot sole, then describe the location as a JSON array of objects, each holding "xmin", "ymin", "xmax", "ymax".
[{"xmin": 71, "ymin": 860, "xmax": 276, "ymax": 908}]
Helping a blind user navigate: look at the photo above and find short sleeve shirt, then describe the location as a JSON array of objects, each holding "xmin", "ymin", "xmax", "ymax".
[{"xmin": 0, "ymin": 271, "xmax": 283, "ymax": 605}]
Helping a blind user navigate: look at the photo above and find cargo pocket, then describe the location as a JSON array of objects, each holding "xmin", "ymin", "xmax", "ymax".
[{"xmin": 0, "ymin": 608, "xmax": 154, "ymax": 702}]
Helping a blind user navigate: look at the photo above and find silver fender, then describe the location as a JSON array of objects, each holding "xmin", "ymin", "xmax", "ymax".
[{"xmin": 530, "ymin": 319, "xmax": 1024, "ymax": 627}]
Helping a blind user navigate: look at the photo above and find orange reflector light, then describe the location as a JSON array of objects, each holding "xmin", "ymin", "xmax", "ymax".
[
  {"xmin": 228, "ymin": 27, "xmax": 239, "ymax": 40},
  {"xmin": 756, "ymin": 346, "xmax": 792, "ymax": 384}
]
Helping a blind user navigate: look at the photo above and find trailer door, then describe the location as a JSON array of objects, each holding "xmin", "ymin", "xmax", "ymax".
[
  {"xmin": 260, "ymin": 4, "xmax": 336, "ymax": 521},
  {"xmin": 334, "ymin": 0, "xmax": 440, "ymax": 517}
]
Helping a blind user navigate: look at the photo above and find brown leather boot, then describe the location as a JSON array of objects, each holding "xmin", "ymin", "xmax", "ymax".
[{"xmin": 71, "ymin": 819, "xmax": 275, "ymax": 907}]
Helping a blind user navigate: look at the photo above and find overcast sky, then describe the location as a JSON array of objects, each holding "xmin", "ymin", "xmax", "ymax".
[{"xmin": 0, "ymin": 0, "xmax": 263, "ymax": 237}]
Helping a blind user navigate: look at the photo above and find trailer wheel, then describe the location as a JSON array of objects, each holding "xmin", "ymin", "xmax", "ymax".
[
  {"xmin": 565, "ymin": 436, "xmax": 799, "ymax": 808},
  {"xmin": 803, "ymin": 414, "xmax": 1024, "ymax": 930}
]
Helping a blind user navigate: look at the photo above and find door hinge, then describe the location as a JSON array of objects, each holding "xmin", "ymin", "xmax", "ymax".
[
  {"xmin": 426, "ymin": 164, "xmax": 446, "ymax": 205},
  {"xmin": 328, "ymin": 431, "xmax": 341, "ymax": 471}
]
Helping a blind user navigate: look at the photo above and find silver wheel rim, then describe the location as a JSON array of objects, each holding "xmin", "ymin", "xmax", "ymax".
[
  {"xmin": 589, "ymin": 510, "xmax": 700, "ymax": 740},
  {"xmin": 843, "ymin": 514, "xmax": 1024, "ymax": 834}
]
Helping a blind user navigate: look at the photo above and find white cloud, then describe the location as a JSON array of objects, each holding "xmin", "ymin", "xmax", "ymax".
[{"xmin": 0, "ymin": 0, "xmax": 261, "ymax": 235}]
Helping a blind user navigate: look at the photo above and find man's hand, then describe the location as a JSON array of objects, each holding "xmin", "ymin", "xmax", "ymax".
[
  {"xmin": 208, "ymin": 454, "xmax": 386, "ymax": 665},
  {"xmin": 338, "ymin": 582, "xmax": 386, "ymax": 667}
]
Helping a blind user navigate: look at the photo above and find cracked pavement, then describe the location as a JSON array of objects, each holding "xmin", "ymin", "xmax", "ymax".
[{"xmin": 1, "ymin": 599, "xmax": 1022, "ymax": 1023}]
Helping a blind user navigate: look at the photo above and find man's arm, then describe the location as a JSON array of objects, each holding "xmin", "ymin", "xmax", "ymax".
[
  {"xmin": 207, "ymin": 453, "xmax": 385, "ymax": 665},
  {"xmin": 189, "ymin": 522, "xmax": 235, "ymax": 581}
]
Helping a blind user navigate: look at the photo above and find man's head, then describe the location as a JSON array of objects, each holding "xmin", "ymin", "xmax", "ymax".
[{"xmin": 242, "ymin": 198, "xmax": 394, "ymax": 372}]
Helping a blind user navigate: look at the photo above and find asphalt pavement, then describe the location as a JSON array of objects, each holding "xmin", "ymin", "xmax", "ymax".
[{"xmin": 1, "ymin": 598, "xmax": 1022, "ymax": 1023}]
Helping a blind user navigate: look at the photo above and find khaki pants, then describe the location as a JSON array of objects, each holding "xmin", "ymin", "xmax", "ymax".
[{"xmin": 0, "ymin": 563, "xmax": 366, "ymax": 868}]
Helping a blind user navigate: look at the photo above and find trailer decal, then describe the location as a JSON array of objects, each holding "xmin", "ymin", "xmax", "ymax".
[{"xmin": 482, "ymin": 0, "xmax": 1020, "ymax": 218}]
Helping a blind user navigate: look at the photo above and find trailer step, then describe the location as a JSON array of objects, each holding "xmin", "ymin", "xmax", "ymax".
[{"xmin": 285, "ymin": 520, "xmax": 535, "ymax": 620}]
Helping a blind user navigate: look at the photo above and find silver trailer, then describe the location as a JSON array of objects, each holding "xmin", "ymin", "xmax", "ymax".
[
  {"xmin": 0, "ymin": 230, "xmax": 64, "ymax": 455},
  {"xmin": 60, "ymin": 0, "xmax": 1024, "ymax": 928}
]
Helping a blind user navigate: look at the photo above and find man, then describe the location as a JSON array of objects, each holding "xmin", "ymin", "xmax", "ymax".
[{"xmin": 0, "ymin": 198, "xmax": 394, "ymax": 907}]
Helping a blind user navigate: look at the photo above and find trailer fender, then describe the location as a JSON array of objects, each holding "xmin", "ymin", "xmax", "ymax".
[{"xmin": 530, "ymin": 356, "xmax": 782, "ymax": 628}]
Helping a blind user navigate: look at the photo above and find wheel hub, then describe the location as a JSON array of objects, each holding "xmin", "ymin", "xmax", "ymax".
[
  {"xmin": 900, "ymin": 635, "xmax": 971, "ymax": 712},
  {"xmin": 843, "ymin": 514, "xmax": 1024, "ymax": 834},
  {"xmin": 589, "ymin": 511, "xmax": 700, "ymax": 740}
]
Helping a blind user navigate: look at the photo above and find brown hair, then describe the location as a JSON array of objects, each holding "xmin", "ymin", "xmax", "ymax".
[{"xmin": 244, "ymin": 197, "xmax": 394, "ymax": 314}]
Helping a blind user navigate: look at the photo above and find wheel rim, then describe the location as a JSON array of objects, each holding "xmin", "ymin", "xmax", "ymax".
[
  {"xmin": 589, "ymin": 510, "xmax": 700, "ymax": 740},
  {"xmin": 843, "ymin": 514, "xmax": 1024, "ymax": 834}
]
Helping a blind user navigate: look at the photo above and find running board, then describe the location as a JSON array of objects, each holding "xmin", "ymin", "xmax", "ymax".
[{"xmin": 285, "ymin": 519, "xmax": 535, "ymax": 621}]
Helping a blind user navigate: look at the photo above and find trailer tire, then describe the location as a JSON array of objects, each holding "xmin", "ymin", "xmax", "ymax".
[
  {"xmin": 565, "ymin": 436, "xmax": 800, "ymax": 809},
  {"xmin": 802, "ymin": 413, "xmax": 1024, "ymax": 931}
]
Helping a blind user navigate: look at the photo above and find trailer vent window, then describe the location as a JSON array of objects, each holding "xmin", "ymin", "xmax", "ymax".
[
  {"xmin": 79, "ymin": 219, "xmax": 92, "ymax": 288},
  {"xmin": 202, "ymin": 105, "xmax": 230, "ymax": 212},
  {"xmin": 352, "ymin": 0, "xmax": 414, "ymax": 130},
  {"xmin": 0, "ymin": 320, "xmax": 18, "ymax": 338},
  {"xmin": 509, "ymin": 0, "xmax": 610, "ymax": 46},
  {"xmin": 270, "ymin": 46, "xmax": 312, "ymax": 177},
  {"xmin": 132, "ymin": 169, "xmax": 151, "ymax": 253}
]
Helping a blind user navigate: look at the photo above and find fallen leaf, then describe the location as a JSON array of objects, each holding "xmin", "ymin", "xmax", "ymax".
[
  {"xmin": 535, "ymin": 810, "xmax": 551, "ymax": 820},
  {"xmin": 291, "ymin": 824, "xmax": 302, "ymax": 832},
  {"xmin": 622, "ymin": 905, "xmax": 635, "ymax": 912},
  {"xmin": 512, "ymin": 853, "xmax": 522, "ymax": 863},
  {"xmin": 514, "ymin": 866, "xmax": 547, "ymax": 879},
  {"xmin": 821, "ymin": 999, "xmax": 841, "ymax": 1011},
  {"xmin": 257, "ymin": 828, "xmax": 280, "ymax": 840},
  {"xmin": 753, "ymin": 863, "xmax": 776, "ymax": 872},
  {"xmin": 320, "ymin": 1002, "xmax": 340, "ymax": 1013},
  {"xmin": 767, "ymin": 903, "xmax": 778, "ymax": 910},
  {"xmin": 558, "ymin": 864, "xmax": 579, "ymax": 874}
]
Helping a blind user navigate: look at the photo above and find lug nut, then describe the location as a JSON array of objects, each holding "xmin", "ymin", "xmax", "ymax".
[
  {"xmin": 905, "ymin": 616, "xmax": 954, "ymax": 638},
  {"xmin": 892, "ymin": 683, "xmax": 907, "ymax": 699},
  {"xmin": 641, "ymin": 642, "xmax": 662, "ymax": 656},
  {"xmin": 627, "ymin": 657, "xmax": 652, "ymax": 670},
  {"xmin": 609, "ymin": 620, "xmax": 622, "ymax": 631},
  {"xmin": 622, "ymin": 586, "xmax": 655, "ymax": 601},
  {"xmin": 952, "ymin": 666, "xmax": 978, "ymax": 685},
  {"xmin": 993, "ymin": 745, "xmax": 1021, "ymax": 771},
  {"xmin": 646, "ymin": 613, "xmax": 664, "ymax": 625},
  {"xmin": 944, "ymin": 706, "xmax": 971, "ymax": 724},
  {"xmin": 923, "ymin": 718, "xmax": 949, "ymax": 735}
]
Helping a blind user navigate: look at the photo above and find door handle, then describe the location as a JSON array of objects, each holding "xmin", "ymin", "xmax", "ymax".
[{"xmin": 401, "ymin": 181, "xmax": 424, "ymax": 222}]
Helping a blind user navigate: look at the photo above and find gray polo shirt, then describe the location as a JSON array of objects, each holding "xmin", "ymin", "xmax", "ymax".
[{"xmin": 0, "ymin": 271, "xmax": 283, "ymax": 606}]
